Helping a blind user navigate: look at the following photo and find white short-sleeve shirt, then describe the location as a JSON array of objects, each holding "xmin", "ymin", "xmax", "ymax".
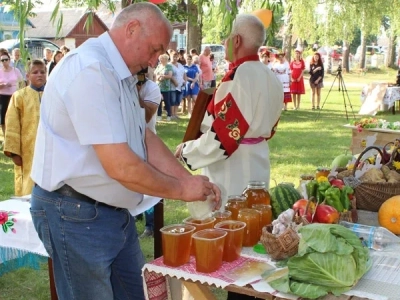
[
  {"xmin": 31, "ymin": 32, "xmax": 147, "ymax": 209},
  {"xmin": 139, "ymin": 79, "xmax": 162, "ymax": 134}
]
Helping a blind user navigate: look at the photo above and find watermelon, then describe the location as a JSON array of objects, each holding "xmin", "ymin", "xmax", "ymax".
[{"xmin": 270, "ymin": 183, "xmax": 302, "ymax": 219}]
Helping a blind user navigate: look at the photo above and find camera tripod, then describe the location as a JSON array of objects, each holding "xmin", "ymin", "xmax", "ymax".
[{"xmin": 315, "ymin": 66, "xmax": 356, "ymax": 121}]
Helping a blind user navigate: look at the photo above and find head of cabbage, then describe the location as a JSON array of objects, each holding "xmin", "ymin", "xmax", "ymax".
[{"xmin": 269, "ymin": 223, "xmax": 371, "ymax": 299}]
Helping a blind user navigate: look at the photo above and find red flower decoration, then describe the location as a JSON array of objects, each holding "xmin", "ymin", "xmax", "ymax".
[
  {"xmin": 0, "ymin": 210, "xmax": 17, "ymax": 234},
  {"xmin": 0, "ymin": 211, "xmax": 8, "ymax": 225}
]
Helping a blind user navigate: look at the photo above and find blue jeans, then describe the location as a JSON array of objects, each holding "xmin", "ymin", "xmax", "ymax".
[
  {"xmin": 157, "ymin": 91, "xmax": 171, "ymax": 117},
  {"xmin": 30, "ymin": 185, "xmax": 145, "ymax": 300}
]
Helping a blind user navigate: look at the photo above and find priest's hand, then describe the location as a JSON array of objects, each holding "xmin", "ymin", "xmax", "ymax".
[
  {"xmin": 11, "ymin": 154, "xmax": 22, "ymax": 166},
  {"xmin": 175, "ymin": 143, "xmax": 184, "ymax": 159}
]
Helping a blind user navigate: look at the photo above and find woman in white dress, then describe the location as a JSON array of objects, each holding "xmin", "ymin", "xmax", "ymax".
[{"xmin": 271, "ymin": 52, "xmax": 292, "ymax": 111}]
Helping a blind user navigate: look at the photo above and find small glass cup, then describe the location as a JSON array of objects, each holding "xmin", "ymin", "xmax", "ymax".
[
  {"xmin": 183, "ymin": 216, "xmax": 216, "ymax": 255},
  {"xmin": 160, "ymin": 224, "xmax": 196, "ymax": 267},
  {"xmin": 212, "ymin": 210, "xmax": 232, "ymax": 224},
  {"xmin": 214, "ymin": 220, "xmax": 246, "ymax": 262},
  {"xmin": 224, "ymin": 195, "xmax": 247, "ymax": 220},
  {"xmin": 192, "ymin": 229, "xmax": 227, "ymax": 273},
  {"xmin": 237, "ymin": 208, "xmax": 261, "ymax": 247},
  {"xmin": 251, "ymin": 204, "xmax": 272, "ymax": 237}
]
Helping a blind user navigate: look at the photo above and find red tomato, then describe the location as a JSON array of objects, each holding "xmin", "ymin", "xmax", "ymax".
[{"xmin": 314, "ymin": 204, "xmax": 339, "ymax": 224}]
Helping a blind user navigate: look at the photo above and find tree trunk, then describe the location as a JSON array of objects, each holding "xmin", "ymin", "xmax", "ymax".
[
  {"xmin": 186, "ymin": 0, "xmax": 202, "ymax": 53},
  {"xmin": 282, "ymin": 6, "xmax": 293, "ymax": 62},
  {"xmin": 282, "ymin": 34, "xmax": 292, "ymax": 62},
  {"xmin": 342, "ymin": 40, "xmax": 350, "ymax": 73},
  {"xmin": 359, "ymin": 33, "xmax": 367, "ymax": 69},
  {"xmin": 386, "ymin": 34, "xmax": 396, "ymax": 68}
]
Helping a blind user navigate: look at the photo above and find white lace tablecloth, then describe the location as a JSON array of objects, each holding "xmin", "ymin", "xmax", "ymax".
[
  {"xmin": 360, "ymin": 84, "xmax": 400, "ymax": 109},
  {"xmin": 143, "ymin": 246, "xmax": 400, "ymax": 300},
  {"xmin": 0, "ymin": 199, "xmax": 48, "ymax": 265}
]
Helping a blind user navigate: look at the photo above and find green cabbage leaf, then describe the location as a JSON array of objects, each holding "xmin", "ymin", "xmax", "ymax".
[{"xmin": 269, "ymin": 224, "xmax": 371, "ymax": 299}]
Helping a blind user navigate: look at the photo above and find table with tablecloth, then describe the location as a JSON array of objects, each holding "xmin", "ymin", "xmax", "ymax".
[
  {"xmin": 142, "ymin": 246, "xmax": 400, "ymax": 300},
  {"xmin": 0, "ymin": 199, "xmax": 48, "ymax": 276},
  {"xmin": 360, "ymin": 83, "xmax": 400, "ymax": 115}
]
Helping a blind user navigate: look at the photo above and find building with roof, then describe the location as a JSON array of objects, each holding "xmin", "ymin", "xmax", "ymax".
[
  {"xmin": 0, "ymin": 5, "xmax": 34, "ymax": 40},
  {"xmin": 27, "ymin": 6, "xmax": 187, "ymax": 51},
  {"xmin": 27, "ymin": 8, "xmax": 108, "ymax": 49}
]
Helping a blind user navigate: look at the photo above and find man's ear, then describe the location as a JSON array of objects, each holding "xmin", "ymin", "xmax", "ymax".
[
  {"xmin": 234, "ymin": 34, "xmax": 241, "ymax": 49},
  {"xmin": 126, "ymin": 19, "xmax": 141, "ymax": 38}
]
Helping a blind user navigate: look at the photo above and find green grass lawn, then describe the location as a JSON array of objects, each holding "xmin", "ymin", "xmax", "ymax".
[{"xmin": 0, "ymin": 67, "xmax": 399, "ymax": 299}]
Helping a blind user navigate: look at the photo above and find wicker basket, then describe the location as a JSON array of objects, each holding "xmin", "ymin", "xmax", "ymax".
[
  {"xmin": 343, "ymin": 146, "xmax": 400, "ymax": 212},
  {"xmin": 260, "ymin": 225, "xmax": 300, "ymax": 260},
  {"xmin": 260, "ymin": 210, "xmax": 309, "ymax": 260}
]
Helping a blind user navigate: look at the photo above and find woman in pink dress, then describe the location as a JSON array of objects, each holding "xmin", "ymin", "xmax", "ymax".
[
  {"xmin": 290, "ymin": 49, "xmax": 305, "ymax": 110},
  {"xmin": 0, "ymin": 52, "xmax": 23, "ymax": 139}
]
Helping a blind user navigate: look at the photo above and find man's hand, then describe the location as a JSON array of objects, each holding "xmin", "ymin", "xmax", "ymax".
[
  {"xmin": 180, "ymin": 175, "xmax": 221, "ymax": 208},
  {"xmin": 11, "ymin": 155, "xmax": 22, "ymax": 166}
]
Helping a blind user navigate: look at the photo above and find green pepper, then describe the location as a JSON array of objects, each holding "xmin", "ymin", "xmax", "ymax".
[
  {"xmin": 306, "ymin": 180, "xmax": 318, "ymax": 199},
  {"xmin": 317, "ymin": 182, "xmax": 331, "ymax": 203},
  {"xmin": 325, "ymin": 186, "xmax": 344, "ymax": 212},
  {"xmin": 340, "ymin": 186, "xmax": 354, "ymax": 211}
]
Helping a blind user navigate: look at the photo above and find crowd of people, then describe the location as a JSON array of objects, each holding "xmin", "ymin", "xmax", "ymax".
[
  {"xmin": 258, "ymin": 46, "xmax": 324, "ymax": 110},
  {"xmin": 1, "ymin": 44, "xmax": 71, "ymax": 197}
]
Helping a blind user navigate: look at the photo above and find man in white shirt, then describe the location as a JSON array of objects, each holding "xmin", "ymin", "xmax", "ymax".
[
  {"xmin": 30, "ymin": 3, "xmax": 221, "ymax": 300},
  {"xmin": 136, "ymin": 68, "xmax": 162, "ymax": 238}
]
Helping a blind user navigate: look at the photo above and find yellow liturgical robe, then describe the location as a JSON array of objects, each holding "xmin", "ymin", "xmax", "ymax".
[{"xmin": 4, "ymin": 86, "xmax": 42, "ymax": 196}]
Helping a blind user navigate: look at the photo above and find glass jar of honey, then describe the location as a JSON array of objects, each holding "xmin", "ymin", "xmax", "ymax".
[
  {"xmin": 242, "ymin": 181, "xmax": 270, "ymax": 208},
  {"xmin": 315, "ymin": 167, "xmax": 330, "ymax": 179},
  {"xmin": 251, "ymin": 204, "xmax": 272, "ymax": 237},
  {"xmin": 237, "ymin": 208, "xmax": 260, "ymax": 247},
  {"xmin": 224, "ymin": 195, "xmax": 247, "ymax": 220}
]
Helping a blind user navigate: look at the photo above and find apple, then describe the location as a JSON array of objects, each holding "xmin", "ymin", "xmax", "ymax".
[
  {"xmin": 329, "ymin": 178, "xmax": 344, "ymax": 189},
  {"xmin": 293, "ymin": 199, "xmax": 315, "ymax": 222},
  {"xmin": 314, "ymin": 204, "xmax": 339, "ymax": 224}
]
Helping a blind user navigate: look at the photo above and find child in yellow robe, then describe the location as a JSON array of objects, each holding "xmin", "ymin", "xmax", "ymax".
[{"xmin": 3, "ymin": 60, "xmax": 47, "ymax": 196}]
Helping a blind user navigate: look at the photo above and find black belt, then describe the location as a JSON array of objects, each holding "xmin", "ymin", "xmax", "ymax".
[{"xmin": 54, "ymin": 184, "xmax": 119, "ymax": 210}]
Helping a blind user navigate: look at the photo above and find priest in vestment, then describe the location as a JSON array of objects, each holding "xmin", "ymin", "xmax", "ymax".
[
  {"xmin": 4, "ymin": 60, "xmax": 46, "ymax": 196},
  {"xmin": 175, "ymin": 14, "xmax": 283, "ymax": 207}
]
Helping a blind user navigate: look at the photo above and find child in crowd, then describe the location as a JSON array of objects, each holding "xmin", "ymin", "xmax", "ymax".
[{"xmin": 3, "ymin": 60, "xmax": 47, "ymax": 196}]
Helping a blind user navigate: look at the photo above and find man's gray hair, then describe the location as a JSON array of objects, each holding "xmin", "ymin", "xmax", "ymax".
[
  {"xmin": 111, "ymin": 2, "xmax": 172, "ymax": 36},
  {"xmin": 231, "ymin": 14, "xmax": 265, "ymax": 50}
]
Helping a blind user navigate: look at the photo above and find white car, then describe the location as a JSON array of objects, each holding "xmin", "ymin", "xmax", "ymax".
[{"xmin": 201, "ymin": 44, "xmax": 225, "ymax": 62}]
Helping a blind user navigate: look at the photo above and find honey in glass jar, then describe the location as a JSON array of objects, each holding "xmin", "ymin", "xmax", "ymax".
[
  {"xmin": 251, "ymin": 204, "xmax": 272, "ymax": 237},
  {"xmin": 242, "ymin": 181, "xmax": 270, "ymax": 208},
  {"xmin": 224, "ymin": 195, "xmax": 247, "ymax": 220},
  {"xmin": 315, "ymin": 167, "xmax": 330, "ymax": 179},
  {"xmin": 237, "ymin": 208, "xmax": 260, "ymax": 247}
]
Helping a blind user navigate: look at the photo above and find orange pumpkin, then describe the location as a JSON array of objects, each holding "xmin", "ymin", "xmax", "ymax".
[{"xmin": 378, "ymin": 195, "xmax": 400, "ymax": 234}]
